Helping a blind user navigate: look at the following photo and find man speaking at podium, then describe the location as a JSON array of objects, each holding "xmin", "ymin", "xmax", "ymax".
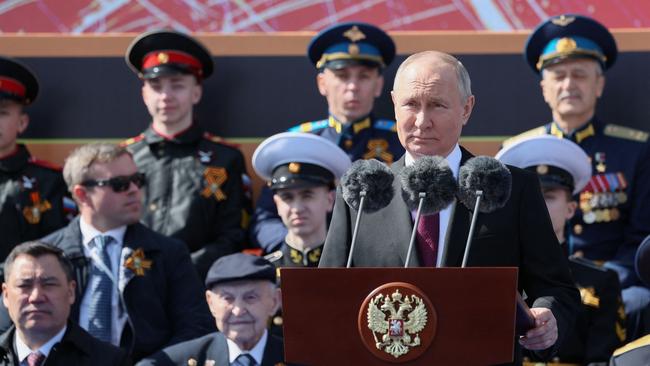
[{"xmin": 319, "ymin": 51, "xmax": 580, "ymax": 364}]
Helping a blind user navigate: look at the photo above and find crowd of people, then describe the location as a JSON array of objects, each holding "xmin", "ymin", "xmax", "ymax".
[{"xmin": 0, "ymin": 12, "xmax": 648, "ymax": 366}]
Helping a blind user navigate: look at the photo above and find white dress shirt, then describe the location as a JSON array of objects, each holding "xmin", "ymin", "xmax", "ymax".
[
  {"xmin": 226, "ymin": 330, "xmax": 268, "ymax": 365},
  {"xmin": 15, "ymin": 325, "xmax": 66, "ymax": 365},
  {"xmin": 405, "ymin": 144, "xmax": 462, "ymax": 267},
  {"xmin": 78, "ymin": 218, "xmax": 128, "ymax": 346}
]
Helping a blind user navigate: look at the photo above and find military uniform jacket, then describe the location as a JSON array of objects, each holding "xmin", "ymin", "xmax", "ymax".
[
  {"xmin": 251, "ymin": 115, "xmax": 404, "ymax": 252},
  {"xmin": 137, "ymin": 332, "xmax": 285, "ymax": 366},
  {"xmin": 505, "ymin": 119, "xmax": 650, "ymax": 287},
  {"xmin": 0, "ymin": 144, "xmax": 70, "ymax": 261},
  {"xmin": 268, "ymin": 241, "xmax": 323, "ymax": 268},
  {"xmin": 0, "ymin": 322, "xmax": 130, "ymax": 366},
  {"xmin": 39, "ymin": 218, "xmax": 214, "ymax": 361},
  {"xmin": 123, "ymin": 124, "xmax": 247, "ymax": 279},
  {"xmin": 320, "ymin": 148, "xmax": 581, "ymax": 365},
  {"xmin": 525, "ymin": 256, "xmax": 625, "ymax": 363}
]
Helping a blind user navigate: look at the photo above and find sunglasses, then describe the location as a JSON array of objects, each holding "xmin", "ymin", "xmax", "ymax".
[{"xmin": 81, "ymin": 172, "xmax": 146, "ymax": 193}]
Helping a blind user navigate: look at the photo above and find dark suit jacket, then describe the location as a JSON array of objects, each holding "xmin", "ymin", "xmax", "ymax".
[
  {"xmin": 0, "ymin": 322, "xmax": 130, "ymax": 366},
  {"xmin": 136, "ymin": 331, "xmax": 285, "ymax": 366},
  {"xmin": 40, "ymin": 218, "xmax": 214, "ymax": 361},
  {"xmin": 320, "ymin": 148, "xmax": 581, "ymax": 364}
]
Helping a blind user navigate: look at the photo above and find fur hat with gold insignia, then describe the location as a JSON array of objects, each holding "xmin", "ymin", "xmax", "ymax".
[
  {"xmin": 496, "ymin": 135, "xmax": 591, "ymax": 195},
  {"xmin": 525, "ymin": 14, "xmax": 617, "ymax": 73},
  {"xmin": 253, "ymin": 132, "xmax": 351, "ymax": 191}
]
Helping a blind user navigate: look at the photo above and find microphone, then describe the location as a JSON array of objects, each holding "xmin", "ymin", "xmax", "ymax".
[
  {"xmin": 457, "ymin": 157, "xmax": 534, "ymax": 334},
  {"xmin": 399, "ymin": 156, "xmax": 457, "ymax": 267},
  {"xmin": 340, "ymin": 159, "xmax": 395, "ymax": 267},
  {"xmin": 457, "ymin": 156, "xmax": 512, "ymax": 267}
]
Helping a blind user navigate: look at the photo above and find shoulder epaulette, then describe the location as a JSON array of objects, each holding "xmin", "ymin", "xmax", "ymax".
[
  {"xmin": 202, "ymin": 132, "xmax": 241, "ymax": 149},
  {"xmin": 120, "ymin": 134, "xmax": 145, "ymax": 147},
  {"xmin": 288, "ymin": 120, "xmax": 328, "ymax": 133},
  {"xmin": 603, "ymin": 124, "xmax": 649, "ymax": 143},
  {"xmin": 264, "ymin": 250, "xmax": 283, "ymax": 263},
  {"xmin": 501, "ymin": 126, "xmax": 547, "ymax": 147},
  {"xmin": 612, "ymin": 334, "xmax": 650, "ymax": 357},
  {"xmin": 374, "ymin": 119, "xmax": 397, "ymax": 132},
  {"xmin": 27, "ymin": 157, "xmax": 62, "ymax": 171}
]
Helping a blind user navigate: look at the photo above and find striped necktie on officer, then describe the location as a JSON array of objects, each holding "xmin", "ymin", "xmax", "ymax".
[
  {"xmin": 87, "ymin": 235, "xmax": 114, "ymax": 343},
  {"xmin": 232, "ymin": 354, "xmax": 256, "ymax": 366}
]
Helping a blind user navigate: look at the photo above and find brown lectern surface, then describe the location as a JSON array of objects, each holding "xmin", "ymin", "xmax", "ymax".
[{"xmin": 281, "ymin": 267, "xmax": 518, "ymax": 366}]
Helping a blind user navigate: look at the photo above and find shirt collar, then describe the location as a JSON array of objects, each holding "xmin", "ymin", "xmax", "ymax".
[
  {"xmin": 328, "ymin": 114, "xmax": 372, "ymax": 135},
  {"xmin": 0, "ymin": 144, "xmax": 30, "ymax": 173},
  {"xmin": 550, "ymin": 120, "xmax": 596, "ymax": 144},
  {"xmin": 144, "ymin": 123, "xmax": 203, "ymax": 145},
  {"xmin": 79, "ymin": 217, "xmax": 127, "ymax": 247},
  {"xmin": 404, "ymin": 143, "xmax": 461, "ymax": 179},
  {"xmin": 227, "ymin": 329, "xmax": 267, "ymax": 365},
  {"xmin": 15, "ymin": 325, "xmax": 67, "ymax": 362}
]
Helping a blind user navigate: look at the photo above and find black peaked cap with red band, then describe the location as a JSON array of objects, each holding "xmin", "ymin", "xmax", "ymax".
[
  {"xmin": 126, "ymin": 29, "xmax": 214, "ymax": 80},
  {"xmin": 0, "ymin": 56, "xmax": 38, "ymax": 105}
]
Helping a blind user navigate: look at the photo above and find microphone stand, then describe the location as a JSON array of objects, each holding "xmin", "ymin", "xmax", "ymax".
[
  {"xmin": 461, "ymin": 190, "xmax": 483, "ymax": 268},
  {"xmin": 404, "ymin": 192, "xmax": 425, "ymax": 268},
  {"xmin": 346, "ymin": 191, "xmax": 366, "ymax": 268}
]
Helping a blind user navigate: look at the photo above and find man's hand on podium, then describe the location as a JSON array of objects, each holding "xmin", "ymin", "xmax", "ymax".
[{"xmin": 518, "ymin": 307, "xmax": 558, "ymax": 350}]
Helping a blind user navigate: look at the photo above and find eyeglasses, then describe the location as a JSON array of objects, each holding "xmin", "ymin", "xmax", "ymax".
[{"xmin": 80, "ymin": 172, "xmax": 146, "ymax": 193}]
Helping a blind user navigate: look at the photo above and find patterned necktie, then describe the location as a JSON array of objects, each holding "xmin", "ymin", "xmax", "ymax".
[
  {"xmin": 232, "ymin": 354, "xmax": 256, "ymax": 366},
  {"xmin": 26, "ymin": 352, "xmax": 45, "ymax": 366},
  {"xmin": 87, "ymin": 235, "xmax": 114, "ymax": 343},
  {"xmin": 416, "ymin": 213, "xmax": 440, "ymax": 267}
]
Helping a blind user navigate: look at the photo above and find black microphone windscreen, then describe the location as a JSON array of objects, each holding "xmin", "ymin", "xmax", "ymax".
[
  {"xmin": 399, "ymin": 156, "xmax": 457, "ymax": 215},
  {"xmin": 341, "ymin": 159, "xmax": 395, "ymax": 213},
  {"xmin": 458, "ymin": 156, "xmax": 512, "ymax": 213}
]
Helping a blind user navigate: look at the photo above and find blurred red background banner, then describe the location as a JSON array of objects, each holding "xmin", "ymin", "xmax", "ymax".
[{"xmin": 2, "ymin": 0, "xmax": 650, "ymax": 33}]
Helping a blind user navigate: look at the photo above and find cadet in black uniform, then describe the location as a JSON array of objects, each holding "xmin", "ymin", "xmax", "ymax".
[
  {"xmin": 252, "ymin": 132, "xmax": 350, "ymax": 268},
  {"xmin": 504, "ymin": 15, "xmax": 650, "ymax": 338},
  {"xmin": 122, "ymin": 30, "xmax": 248, "ymax": 279},
  {"xmin": 0, "ymin": 56, "xmax": 72, "ymax": 263},
  {"xmin": 498, "ymin": 135, "xmax": 627, "ymax": 364},
  {"xmin": 251, "ymin": 22, "xmax": 404, "ymax": 253}
]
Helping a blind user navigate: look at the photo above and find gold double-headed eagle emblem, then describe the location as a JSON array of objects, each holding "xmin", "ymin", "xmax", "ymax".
[
  {"xmin": 359, "ymin": 282, "xmax": 436, "ymax": 362},
  {"xmin": 367, "ymin": 289, "xmax": 428, "ymax": 358}
]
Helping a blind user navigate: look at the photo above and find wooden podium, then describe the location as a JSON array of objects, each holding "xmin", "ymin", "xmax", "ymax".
[{"xmin": 281, "ymin": 267, "xmax": 521, "ymax": 365}]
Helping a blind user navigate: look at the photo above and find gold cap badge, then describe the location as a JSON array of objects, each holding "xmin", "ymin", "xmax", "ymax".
[
  {"xmin": 556, "ymin": 37, "xmax": 577, "ymax": 53},
  {"xmin": 552, "ymin": 15, "xmax": 576, "ymax": 27},
  {"xmin": 343, "ymin": 25, "xmax": 366, "ymax": 42},
  {"xmin": 288, "ymin": 162, "xmax": 301, "ymax": 173},
  {"xmin": 348, "ymin": 43, "xmax": 360, "ymax": 56},
  {"xmin": 536, "ymin": 164, "xmax": 549, "ymax": 175},
  {"xmin": 157, "ymin": 52, "xmax": 169, "ymax": 64}
]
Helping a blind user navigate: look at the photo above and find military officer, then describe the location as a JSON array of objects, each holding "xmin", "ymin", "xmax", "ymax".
[
  {"xmin": 503, "ymin": 14, "xmax": 650, "ymax": 338},
  {"xmin": 0, "ymin": 56, "xmax": 72, "ymax": 264},
  {"xmin": 251, "ymin": 22, "xmax": 404, "ymax": 252},
  {"xmin": 497, "ymin": 135, "xmax": 626, "ymax": 364},
  {"xmin": 252, "ymin": 132, "xmax": 350, "ymax": 268},
  {"xmin": 122, "ymin": 30, "xmax": 249, "ymax": 280}
]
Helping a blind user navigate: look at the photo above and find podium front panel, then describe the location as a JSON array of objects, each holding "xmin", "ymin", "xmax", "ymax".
[{"xmin": 281, "ymin": 267, "xmax": 518, "ymax": 366}]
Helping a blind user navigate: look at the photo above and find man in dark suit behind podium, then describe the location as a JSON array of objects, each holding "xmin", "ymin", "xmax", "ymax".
[{"xmin": 319, "ymin": 51, "xmax": 581, "ymax": 363}]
